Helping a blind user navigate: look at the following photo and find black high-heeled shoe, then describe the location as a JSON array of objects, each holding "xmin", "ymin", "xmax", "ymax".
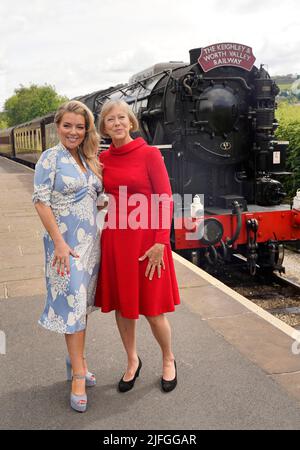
[
  {"xmin": 118, "ymin": 357, "xmax": 142, "ymax": 393},
  {"xmin": 161, "ymin": 360, "xmax": 177, "ymax": 393}
]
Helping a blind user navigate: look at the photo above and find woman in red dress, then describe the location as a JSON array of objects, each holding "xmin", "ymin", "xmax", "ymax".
[{"xmin": 95, "ymin": 100, "xmax": 180, "ymax": 392}]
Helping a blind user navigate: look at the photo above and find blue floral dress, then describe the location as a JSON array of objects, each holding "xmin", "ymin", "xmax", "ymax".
[{"xmin": 32, "ymin": 143, "xmax": 102, "ymax": 334}]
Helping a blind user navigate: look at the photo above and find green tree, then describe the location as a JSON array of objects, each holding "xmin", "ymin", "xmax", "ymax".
[
  {"xmin": 0, "ymin": 111, "xmax": 8, "ymax": 129},
  {"xmin": 275, "ymin": 103, "xmax": 300, "ymax": 198},
  {"xmin": 3, "ymin": 84, "xmax": 68, "ymax": 126}
]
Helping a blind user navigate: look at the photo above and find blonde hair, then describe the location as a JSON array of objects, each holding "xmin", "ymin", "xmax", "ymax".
[
  {"xmin": 55, "ymin": 100, "xmax": 102, "ymax": 178},
  {"xmin": 98, "ymin": 99, "xmax": 139, "ymax": 139}
]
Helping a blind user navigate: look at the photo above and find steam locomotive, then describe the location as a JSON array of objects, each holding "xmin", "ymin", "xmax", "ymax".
[{"xmin": 1, "ymin": 43, "xmax": 300, "ymax": 273}]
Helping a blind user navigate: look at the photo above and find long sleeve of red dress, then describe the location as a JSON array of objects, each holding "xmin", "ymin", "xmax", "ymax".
[{"xmin": 146, "ymin": 147, "xmax": 173, "ymax": 245}]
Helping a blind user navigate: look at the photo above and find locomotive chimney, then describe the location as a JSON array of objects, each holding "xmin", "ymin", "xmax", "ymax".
[{"xmin": 189, "ymin": 48, "xmax": 202, "ymax": 64}]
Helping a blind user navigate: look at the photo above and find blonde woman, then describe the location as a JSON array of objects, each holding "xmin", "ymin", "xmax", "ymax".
[
  {"xmin": 33, "ymin": 100, "xmax": 102, "ymax": 412},
  {"xmin": 95, "ymin": 100, "xmax": 180, "ymax": 393}
]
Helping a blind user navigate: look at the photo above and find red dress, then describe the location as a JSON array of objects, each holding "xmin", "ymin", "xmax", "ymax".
[{"xmin": 95, "ymin": 137, "xmax": 180, "ymax": 319}]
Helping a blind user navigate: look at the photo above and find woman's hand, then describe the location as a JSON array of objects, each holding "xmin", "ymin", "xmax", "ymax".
[
  {"xmin": 52, "ymin": 240, "xmax": 79, "ymax": 276},
  {"xmin": 97, "ymin": 201, "xmax": 108, "ymax": 211},
  {"xmin": 97, "ymin": 193, "xmax": 109, "ymax": 211},
  {"xmin": 139, "ymin": 243, "xmax": 165, "ymax": 280}
]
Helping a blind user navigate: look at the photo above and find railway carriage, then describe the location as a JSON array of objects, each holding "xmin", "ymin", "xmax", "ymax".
[
  {"xmin": 13, "ymin": 117, "xmax": 43, "ymax": 164},
  {"xmin": 0, "ymin": 127, "xmax": 14, "ymax": 157},
  {"xmin": 1, "ymin": 113, "xmax": 57, "ymax": 165}
]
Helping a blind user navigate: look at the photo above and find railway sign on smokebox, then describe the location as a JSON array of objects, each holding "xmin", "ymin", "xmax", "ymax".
[{"xmin": 198, "ymin": 43, "xmax": 256, "ymax": 72}]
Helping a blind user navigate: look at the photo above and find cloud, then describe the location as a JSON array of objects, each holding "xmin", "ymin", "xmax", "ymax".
[
  {"xmin": 257, "ymin": 37, "xmax": 300, "ymax": 75},
  {"xmin": 101, "ymin": 47, "xmax": 157, "ymax": 74},
  {"xmin": 1, "ymin": 0, "xmax": 300, "ymax": 109},
  {"xmin": 213, "ymin": 0, "xmax": 294, "ymax": 13}
]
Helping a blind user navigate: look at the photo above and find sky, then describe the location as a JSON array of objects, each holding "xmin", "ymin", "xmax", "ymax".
[{"xmin": 0, "ymin": 0, "xmax": 299, "ymax": 109}]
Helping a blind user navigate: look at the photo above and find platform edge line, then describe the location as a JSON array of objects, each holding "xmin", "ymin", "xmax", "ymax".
[{"xmin": 172, "ymin": 252, "xmax": 297, "ymax": 340}]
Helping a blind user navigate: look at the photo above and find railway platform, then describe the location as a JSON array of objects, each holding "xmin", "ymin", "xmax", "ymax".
[{"xmin": 1, "ymin": 155, "xmax": 300, "ymax": 430}]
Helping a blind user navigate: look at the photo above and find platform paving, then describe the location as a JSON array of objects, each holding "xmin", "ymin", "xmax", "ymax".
[{"xmin": 1, "ymin": 156, "xmax": 300, "ymax": 430}]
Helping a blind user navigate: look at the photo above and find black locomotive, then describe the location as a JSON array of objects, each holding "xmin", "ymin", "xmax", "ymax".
[
  {"xmin": 78, "ymin": 46, "xmax": 286, "ymax": 209},
  {"xmin": 1, "ymin": 43, "xmax": 300, "ymax": 273}
]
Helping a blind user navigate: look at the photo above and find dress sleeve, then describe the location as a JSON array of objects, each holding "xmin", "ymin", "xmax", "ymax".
[
  {"xmin": 32, "ymin": 150, "xmax": 57, "ymax": 207},
  {"xmin": 146, "ymin": 147, "xmax": 173, "ymax": 245}
]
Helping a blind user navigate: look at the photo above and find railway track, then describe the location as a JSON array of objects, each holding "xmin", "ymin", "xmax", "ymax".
[{"xmin": 208, "ymin": 249, "xmax": 300, "ymax": 330}]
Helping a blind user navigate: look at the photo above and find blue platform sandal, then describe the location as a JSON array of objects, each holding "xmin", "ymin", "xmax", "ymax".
[
  {"xmin": 66, "ymin": 356, "xmax": 96, "ymax": 387},
  {"xmin": 70, "ymin": 374, "xmax": 87, "ymax": 413}
]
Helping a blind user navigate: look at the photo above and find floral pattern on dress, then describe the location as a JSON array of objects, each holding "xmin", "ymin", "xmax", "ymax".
[{"xmin": 33, "ymin": 143, "xmax": 102, "ymax": 334}]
